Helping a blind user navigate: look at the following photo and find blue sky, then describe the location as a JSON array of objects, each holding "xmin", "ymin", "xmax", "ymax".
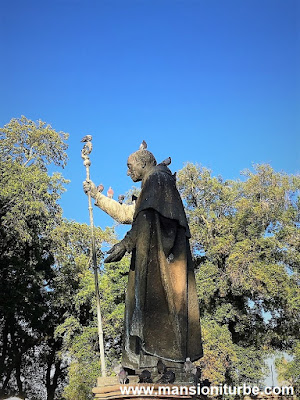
[{"xmin": 1, "ymin": 0, "xmax": 299, "ymax": 231}]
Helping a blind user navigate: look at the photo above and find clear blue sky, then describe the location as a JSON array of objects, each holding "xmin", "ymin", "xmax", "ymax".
[{"xmin": 1, "ymin": 0, "xmax": 299, "ymax": 229}]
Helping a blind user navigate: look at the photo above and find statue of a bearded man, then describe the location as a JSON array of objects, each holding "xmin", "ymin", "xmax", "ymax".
[{"xmin": 83, "ymin": 143, "xmax": 202, "ymax": 376}]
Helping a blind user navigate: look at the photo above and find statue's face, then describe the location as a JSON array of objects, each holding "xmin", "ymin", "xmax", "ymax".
[{"xmin": 127, "ymin": 154, "xmax": 145, "ymax": 182}]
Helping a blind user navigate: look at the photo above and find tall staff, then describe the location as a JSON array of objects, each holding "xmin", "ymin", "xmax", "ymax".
[{"xmin": 81, "ymin": 135, "xmax": 106, "ymax": 377}]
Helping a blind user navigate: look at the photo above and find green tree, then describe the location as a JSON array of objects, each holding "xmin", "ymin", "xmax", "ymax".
[
  {"xmin": 51, "ymin": 220, "xmax": 129, "ymax": 400},
  {"xmin": 0, "ymin": 117, "xmax": 69, "ymax": 399},
  {"xmin": 275, "ymin": 343, "xmax": 300, "ymax": 395},
  {"xmin": 177, "ymin": 163, "xmax": 300, "ymax": 384},
  {"xmin": 0, "ymin": 115, "xmax": 68, "ymax": 168}
]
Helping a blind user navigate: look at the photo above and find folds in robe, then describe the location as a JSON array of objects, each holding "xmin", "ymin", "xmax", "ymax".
[{"xmin": 122, "ymin": 165, "xmax": 202, "ymax": 370}]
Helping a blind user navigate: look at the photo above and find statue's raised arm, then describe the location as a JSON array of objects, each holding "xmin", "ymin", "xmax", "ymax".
[{"xmin": 83, "ymin": 180, "xmax": 135, "ymax": 224}]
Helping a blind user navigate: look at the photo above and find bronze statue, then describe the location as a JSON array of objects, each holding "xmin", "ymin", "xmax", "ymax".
[{"xmin": 83, "ymin": 142, "xmax": 202, "ymax": 377}]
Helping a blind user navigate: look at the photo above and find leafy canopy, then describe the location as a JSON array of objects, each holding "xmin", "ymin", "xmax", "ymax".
[
  {"xmin": 177, "ymin": 163, "xmax": 300, "ymax": 384},
  {"xmin": 0, "ymin": 115, "xmax": 69, "ymax": 168}
]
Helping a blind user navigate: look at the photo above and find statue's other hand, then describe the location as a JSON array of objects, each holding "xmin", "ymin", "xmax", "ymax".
[
  {"xmin": 83, "ymin": 180, "xmax": 98, "ymax": 199},
  {"xmin": 104, "ymin": 243, "xmax": 126, "ymax": 263}
]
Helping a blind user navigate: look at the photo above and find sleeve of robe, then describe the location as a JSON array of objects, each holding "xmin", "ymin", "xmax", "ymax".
[{"xmin": 94, "ymin": 192, "xmax": 135, "ymax": 224}]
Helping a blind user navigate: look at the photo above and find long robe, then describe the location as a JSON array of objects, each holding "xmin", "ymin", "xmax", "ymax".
[{"xmin": 121, "ymin": 165, "xmax": 202, "ymax": 371}]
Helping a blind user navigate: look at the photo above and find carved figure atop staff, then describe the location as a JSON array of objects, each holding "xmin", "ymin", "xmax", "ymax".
[{"xmin": 83, "ymin": 141, "xmax": 202, "ymax": 376}]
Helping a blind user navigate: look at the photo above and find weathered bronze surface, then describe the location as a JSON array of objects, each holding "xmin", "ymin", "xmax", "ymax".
[{"xmin": 85, "ymin": 143, "xmax": 202, "ymax": 375}]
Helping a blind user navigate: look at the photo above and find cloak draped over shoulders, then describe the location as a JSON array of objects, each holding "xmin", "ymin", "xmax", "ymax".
[{"xmin": 133, "ymin": 165, "xmax": 191, "ymax": 238}]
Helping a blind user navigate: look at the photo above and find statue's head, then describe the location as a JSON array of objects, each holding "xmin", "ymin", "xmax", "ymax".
[{"xmin": 127, "ymin": 141, "xmax": 157, "ymax": 182}]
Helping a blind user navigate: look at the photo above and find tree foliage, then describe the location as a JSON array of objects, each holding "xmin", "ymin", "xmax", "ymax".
[
  {"xmin": 51, "ymin": 221, "xmax": 129, "ymax": 400},
  {"xmin": 0, "ymin": 117, "xmax": 69, "ymax": 399},
  {"xmin": 177, "ymin": 163, "xmax": 300, "ymax": 384},
  {"xmin": 0, "ymin": 115, "xmax": 68, "ymax": 168},
  {"xmin": 0, "ymin": 116, "xmax": 128, "ymax": 399},
  {"xmin": 275, "ymin": 343, "xmax": 300, "ymax": 395}
]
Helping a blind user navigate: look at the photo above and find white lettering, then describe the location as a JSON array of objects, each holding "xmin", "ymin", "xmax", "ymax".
[
  {"xmin": 243, "ymin": 384, "xmax": 251, "ymax": 395},
  {"xmin": 158, "ymin": 386, "xmax": 170, "ymax": 395},
  {"xmin": 189, "ymin": 386, "xmax": 196, "ymax": 395},
  {"xmin": 265, "ymin": 386, "xmax": 272, "ymax": 394},
  {"xmin": 201, "ymin": 386, "xmax": 209, "ymax": 395},
  {"xmin": 179, "ymin": 386, "xmax": 188, "ymax": 395},
  {"xmin": 273, "ymin": 386, "xmax": 281, "ymax": 395},
  {"xmin": 282, "ymin": 386, "xmax": 294, "ymax": 395},
  {"xmin": 252, "ymin": 386, "xmax": 259, "ymax": 395},
  {"xmin": 171, "ymin": 387, "xmax": 179, "ymax": 395},
  {"xmin": 119, "ymin": 383, "xmax": 295, "ymax": 397},
  {"xmin": 228, "ymin": 386, "xmax": 237, "ymax": 395},
  {"xmin": 210, "ymin": 386, "xmax": 219, "ymax": 396}
]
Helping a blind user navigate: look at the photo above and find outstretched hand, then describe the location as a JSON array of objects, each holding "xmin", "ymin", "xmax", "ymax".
[
  {"xmin": 83, "ymin": 179, "xmax": 98, "ymax": 199},
  {"xmin": 104, "ymin": 242, "xmax": 127, "ymax": 263}
]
